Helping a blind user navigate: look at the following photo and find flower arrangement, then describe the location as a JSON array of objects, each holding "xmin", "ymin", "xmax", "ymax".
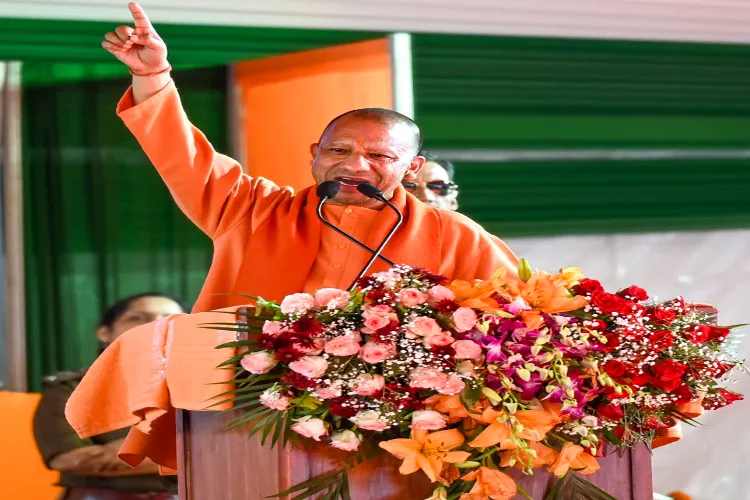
[{"xmin": 213, "ymin": 261, "xmax": 745, "ymax": 500}]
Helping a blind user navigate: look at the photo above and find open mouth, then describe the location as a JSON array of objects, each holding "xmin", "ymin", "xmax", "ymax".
[{"xmin": 334, "ymin": 176, "xmax": 371, "ymax": 188}]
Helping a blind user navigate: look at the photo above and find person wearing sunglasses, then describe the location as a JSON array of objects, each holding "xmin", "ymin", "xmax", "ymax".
[{"xmin": 402, "ymin": 151, "xmax": 458, "ymax": 211}]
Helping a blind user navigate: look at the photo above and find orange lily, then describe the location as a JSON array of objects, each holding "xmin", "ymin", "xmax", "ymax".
[
  {"xmin": 503, "ymin": 271, "xmax": 589, "ymax": 329},
  {"xmin": 548, "ymin": 442, "xmax": 600, "ymax": 477},
  {"xmin": 379, "ymin": 429, "xmax": 471, "ymax": 482},
  {"xmin": 447, "ymin": 279, "xmax": 501, "ymax": 310},
  {"xmin": 515, "ymin": 409, "xmax": 562, "ymax": 441},
  {"xmin": 426, "ymin": 394, "xmax": 470, "ymax": 423},
  {"xmin": 460, "ymin": 467, "xmax": 517, "ymax": 500},
  {"xmin": 499, "ymin": 440, "xmax": 558, "ymax": 470},
  {"xmin": 467, "ymin": 408, "xmax": 515, "ymax": 449}
]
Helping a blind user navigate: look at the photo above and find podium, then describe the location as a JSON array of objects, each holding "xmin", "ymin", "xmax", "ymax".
[{"xmin": 175, "ymin": 409, "xmax": 653, "ymax": 500}]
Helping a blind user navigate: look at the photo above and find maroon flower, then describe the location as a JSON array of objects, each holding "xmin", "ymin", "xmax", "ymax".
[
  {"xmin": 574, "ymin": 278, "xmax": 604, "ymax": 296},
  {"xmin": 275, "ymin": 347, "xmax": 305, "ymax": 363},
  {"xmin": 281, "ymin": 371, "xmax": 318, "ymax": 390},
  {"xmin": 618, "ymin": 286, "xmax": 649, "ymax": 302},
  {"xmin": 292, "ymin": 316, "xmax": 324, "ymax": 336},
  {"xmin": 433, "ymin": 299, "xmax": 460, "ymax": 314},
  {"xmin": 369, "ymin": 320, "xmax": 401, "ymax": 344},
  {"xmin": 410, "ymin": 267, "xmax": 449, "ymax": 286},
  {"xmin": 366, "ymin": 289, "xmax": 396, "ymax": 304},
  {"xmin": 327, "ymin": 397, "xmax": 360, "ymax": 418}
]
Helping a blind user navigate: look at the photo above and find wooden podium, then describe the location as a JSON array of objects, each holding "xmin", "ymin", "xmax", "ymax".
[{"xmin": 175, "ymin": 409, "xmax": 653, "ymax": 500}]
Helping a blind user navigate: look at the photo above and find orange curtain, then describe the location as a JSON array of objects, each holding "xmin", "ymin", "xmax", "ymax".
[{"xmin": 233, "ymin": 38, "xmax": 393, "ymax": 191}]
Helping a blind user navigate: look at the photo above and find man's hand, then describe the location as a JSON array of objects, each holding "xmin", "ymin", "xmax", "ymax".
[{"xmin": 102, "ymin": 2, "xmax": 168, "ymax": 74}]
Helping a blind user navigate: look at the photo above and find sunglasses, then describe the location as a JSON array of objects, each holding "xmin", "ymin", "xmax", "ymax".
[{"xmin": 401, "ymin": 180, "xmax": 458, "ymax": 197}]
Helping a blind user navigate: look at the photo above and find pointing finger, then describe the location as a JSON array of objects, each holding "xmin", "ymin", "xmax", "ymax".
[{"xmin": 129, "ymin": 2, "xmax": 154, "ymax": 30}]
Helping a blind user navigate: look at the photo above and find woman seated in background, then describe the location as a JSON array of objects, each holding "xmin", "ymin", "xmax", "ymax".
[{"xmin": 33, "ymin": 292, "xmax": 186, "ymax": 500}]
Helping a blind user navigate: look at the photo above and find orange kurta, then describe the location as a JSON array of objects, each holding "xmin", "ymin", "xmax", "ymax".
[{"xmin": 118, "ymin": 80, "xmax": 518, "ymax": 312}]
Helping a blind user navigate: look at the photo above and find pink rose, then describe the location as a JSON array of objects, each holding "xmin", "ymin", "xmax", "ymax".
[
  {"xmin": 452, "ymin": 340, "xmax": 483, "ymax": 360},
  {"xmin": 291, "ymin": 416, "xmax": 328, "ymax": 441},
  {"xmin": 262, "ymin": 320, "xmax": 285, "ymax": 336},
  {"xmin": 409, "ymin": 367, "xmax": 449, "ymax": 390},
  {"xmin": 351, "ymin": 373, "xmax": 385, "ymax": 396},
  {"xmin": 398, "ymin": 288, "xmax": 428, "ymax": 308},
  {"xmin": 330, "ymin": 430, "xmax": 361, "ymax": 451},
  {"xmin": 313, "ymin": 382, "xmax": 343, "ymax": 400},
  {"xmin": 363, "ymin": 315, "xmax": 391, "ymax": 333},
  {"xmin": 360, "ymin": 342, "xmax": 396, "ymax": 364},
  {"xmin": 259, "ymin": 389, "xmax": 291, "ymax": 411},
  {"xmin": 452, "ymin": 307, "xmax": 478, "ymax": 332},
  {"xmin": 280, "ymin": 293, "xmax": 315, "ymax": 315},
  {"xmin": 350, "ymin": 410, "xmax": 389, "ymax": 431},
  {"xmin": 438, "ymin": 375, "xmax": 466, "ymax": 396},
  {"xmin": 410, "ymin": 410, "xmax": 448, "ymax": 430},
  {"xmin": 364, "ymin": 304, "xmax": 394, "ymax": 316},
  {"xmin": 240, "ymin": 351, "xmax": 278, "ymax": 374},
  {"xmin": 423, "ymin": 332, "xmax": 455, "ymax": 347},
  {"xmin": 408, "ymin": 317, "xmax": 442, "ymax": 337},
  {"xmin": 325, "ymin": 336, "xmax": 361, "ymax": 356},
  {"xmin": 288, "ymin": 355, "xmax": 329, "ymax": 379},
  {"xmin": 428, "ymin": 285, "xmax": 456, "ymax": 303},
  {"xmin": 314, "ymin": 288, "xmax": 350, "ymax": 309}
]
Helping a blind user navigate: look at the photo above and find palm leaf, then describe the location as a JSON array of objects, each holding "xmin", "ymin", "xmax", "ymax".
[
  {"xmin": 267, "ymin": 469, "xmax": 343, "ymax": 498},
  {"xmin": 546, "ymin": 474, "xmax": 617, "ymax": 500}
]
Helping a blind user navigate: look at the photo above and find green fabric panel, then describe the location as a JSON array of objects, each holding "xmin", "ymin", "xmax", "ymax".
[
  {"xmin": 454, "ymin": 158, "xmax": 750, "ymax": 237},
  {"xmin": 2, "ymin": 18, "xmax": 379, "ymax": 85},
  {"xmin": 412, "ymin": 34, "xmax": 750, "ymax": 149},
  {"xmin": 23, "ymin": 67, "xmax": 225, "ymax": 391}
]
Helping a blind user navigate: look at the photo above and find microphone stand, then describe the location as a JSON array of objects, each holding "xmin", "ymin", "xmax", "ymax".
[
  {"xmin": 316, "ymin": 196, "xmax": 395, "ymax": 267},
  {"xmin": 347, "ymin": 190, "xmax": 403, "ymax": 291}
]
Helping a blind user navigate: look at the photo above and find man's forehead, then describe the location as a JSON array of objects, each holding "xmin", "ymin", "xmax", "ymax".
[{"xmin": 321, "ymin": 116, "xmax": 416, "ymax": 149}]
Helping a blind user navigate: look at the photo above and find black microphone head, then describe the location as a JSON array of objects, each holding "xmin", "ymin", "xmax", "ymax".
[
  {"xmin": 317, "ymin": 180, "xmax": 340, "ymax": 199},
  {"xmin": 356, "ymin": 182, "xmax": 382, "ymax": 199}
]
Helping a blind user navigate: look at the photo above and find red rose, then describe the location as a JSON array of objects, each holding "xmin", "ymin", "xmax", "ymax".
[
  {"xmin": 602, "ymin": 333, "xmax": 621, "ymax": 353},
  {"xmin": 717, "ymin": 389, "xmax": 743, "ymax": 405},
  {"xmin": 591, "ymin": 291, "xmax": 631, "ymax": 315},
  {"xmin": 691, "ymin": 359, "xmax": 734, "ymax": 379},
  {"xmin": 613, "ymin": 424, "xmax": 632, "ymax": 442},
  {"xmin": 630, "ymin": 372, "xmax": 651, "ymax": 386},
  {"xmin": 652, "ymin": 359, "xmax": 687, "ymax": 381},
  {"xmin": 684, "ymin": 325, "xmax": 711, "ymax": 344},
  {"xmin": 587, "ymin": 318, "xmax": 609, "ymax": 331},
  {"xmin": 618, "ymin": 286, "xmax": 649, "ymax": 302},
  {"xmin": 643, "ymin": 415, "xmax": 669, "ymax": 429},
  {"xmin": 603, "ymin": 360, "xmax": 627, "ymax": 378},
  {"xmin": 574, "ymin": 278, "xmax": 604, "ymax": 296},
  {"xmin": 628, "ymin": 303, "xmax": 647, "ymax": 317},
  {"xmin": 672, "ymin": 384, "xmax": 695, "ymax": 404},
  {"xmin": 650, "ymin": 377, "xmax": 682, "ymax": 392},
  {"xmin": 708, "ymin": 326, "xmax": 731, "ymax": 342},
  {"xmin": 648, "ymin": 330, "xmax": 674, "ymax": 351},
  {"xmin": 648, "ymin": 306, "xmax": 676, "ymax": 325},
  {"xmin": 597, "ymin": 403, "xmax": 625, "ymax": 421}
]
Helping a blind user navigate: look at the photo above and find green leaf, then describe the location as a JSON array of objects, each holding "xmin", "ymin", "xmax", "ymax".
[
  {"xmin": 454, "ymin": 461, "xmax": 481, "ymax": 468},
  {"xmin": 518, "ymin": 258, "xmax": 532, "ymax": 282},
  {"xmin": 516, "ymin": 485, "xmax": 534, "ymax": 500},
  {"xmin": 266, "ymin": 469, "xmax": 344, "ymax": 498},
  {"xmin": 546, "ymin": 474, "xmax": 617, "ymax": 500},
  {"xmin": 460, "ymin": 383, "xmax": 483, "ymax": 412}
]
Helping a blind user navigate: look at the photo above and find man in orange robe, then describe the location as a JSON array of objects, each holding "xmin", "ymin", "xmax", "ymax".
[{"xmin": 103, "ymin": 3, "xmax": 519, "ymax": 312}]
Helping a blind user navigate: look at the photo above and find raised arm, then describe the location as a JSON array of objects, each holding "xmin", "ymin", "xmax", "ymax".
[{"xmin": 101, "ymin": 3, "xmax": 279, "ymax": 238}]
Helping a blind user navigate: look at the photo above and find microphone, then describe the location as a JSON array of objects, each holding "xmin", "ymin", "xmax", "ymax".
[
  {"xmin": 348, "ymin": 183, "xmax": 404, "ymax": 289},
  {"xmin": 315, "ymin": 181, "xmax": 396, "ymax": 268}
]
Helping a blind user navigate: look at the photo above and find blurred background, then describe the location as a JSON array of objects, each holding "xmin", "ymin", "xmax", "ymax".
[{"xmin": 1, "ymin": 1, "xmax": 749, "ymax": 499}]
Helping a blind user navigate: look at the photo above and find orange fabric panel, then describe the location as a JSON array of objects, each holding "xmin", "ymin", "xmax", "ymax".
[
  {"xmin": 234, "ymin": 38, "xmax": 393, "ymax": 191},
  {"xmin": 0, "ymin": 392, "xmax": 62, "ymax": 499}
]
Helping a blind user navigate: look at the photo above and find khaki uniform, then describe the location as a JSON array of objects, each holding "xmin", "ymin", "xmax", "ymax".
[{"xmin": 33, "ymin": 370, "xmax": 177, "ymax": 498}]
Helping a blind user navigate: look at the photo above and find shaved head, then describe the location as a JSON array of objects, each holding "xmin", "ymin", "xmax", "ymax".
[{"xmin": 320, "ymin": 108, "xmax": 423, "ymax": 156}]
